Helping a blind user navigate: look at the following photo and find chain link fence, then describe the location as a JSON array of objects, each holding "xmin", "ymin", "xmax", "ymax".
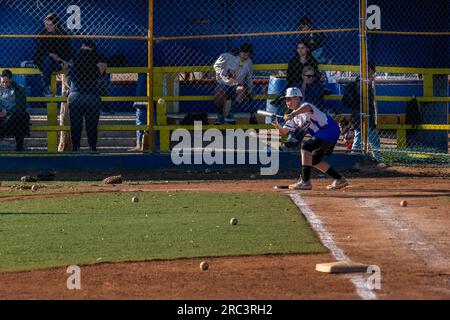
[
  {"xmin": 365, "ymin": 1, "xmax": 449, "ymax": 166},
  {"xmin": 0, "ymin": 0, "xmax": 448, "ymax": 166},
  {"xmin": 0, "ymin": 0, "xmax": 149, "ymax": 152}
]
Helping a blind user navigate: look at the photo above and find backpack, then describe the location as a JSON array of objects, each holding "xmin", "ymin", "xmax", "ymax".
[
  {"xmin": 405, "ymin": 97, "xmax": 422, "ymax": 131},
  {"xmin": 405, "ymin": 97, "xmax": 422, "ymax": 149}
]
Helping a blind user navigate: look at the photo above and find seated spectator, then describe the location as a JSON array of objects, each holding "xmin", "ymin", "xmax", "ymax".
[
  {"xmin": 287, "ymin": 39, "xmax": 318, "ymax": 89},
  {"xmin": 0, "ymin": 70, "xmax": 31, "ymax": 151},
  {"xmin": 133, "ymin": 74, "xmax": 148, "ymax": 150},
  {"xmin": 33, "ymin": 13, "xmax": 72, "ymax": 96},
  {"xmin": 299, "ymin": 66, "xmax": 326, "ymax": 112},
  {"xmin": 213, "ymin": 43, "xmax": 254, "ymax": 124},
  {"xmin": 299, "ymin": 16, "xmax": 327, "ymax": 63}
]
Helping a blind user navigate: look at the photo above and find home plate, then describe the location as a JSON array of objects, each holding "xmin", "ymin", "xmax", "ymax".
[{"xmin": 316, "ymin": 260, "xmax": 369, "ymax": 273}]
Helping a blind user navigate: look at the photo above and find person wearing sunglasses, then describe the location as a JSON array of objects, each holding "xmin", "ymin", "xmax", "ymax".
[
  {"xmin": 299, "ymin": 66, "xmax": 326, "ymax": 112},
  {"xmin": 287, "ymin": 39, "xmax": 319, "ymax": 89}
]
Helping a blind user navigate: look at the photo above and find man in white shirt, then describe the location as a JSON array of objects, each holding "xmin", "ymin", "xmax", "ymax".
[
  {"xmin": 271, "ymin": 87, "xmax": 348, "ymax": 190},
  {"xmin": 213, "ymin": 43, "xmax": 253, "ymax": 124}
]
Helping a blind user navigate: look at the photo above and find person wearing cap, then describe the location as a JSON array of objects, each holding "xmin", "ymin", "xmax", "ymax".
[
  {"xmin": 33, "ymin": 13, "xmax": 72, "ymax": 96},
  {"xmin": 65, "ymin": 40, "xmax": 107, "ymax": 152},
  {"xmin": 213, "ymin": 43, "xmax": 254, "ymax": 124},
  {"xmin": 0, "ymin": 70, "xmax": 31, "ymax": 151},
  {"xmin": 271, "ymin": 87, "xmax": 348, "ymax": 190}
]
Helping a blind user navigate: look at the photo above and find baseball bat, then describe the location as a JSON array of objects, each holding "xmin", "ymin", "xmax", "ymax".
[{"xmin": 256, "ymin": 110, "xmax": 284, "ymax": 118}]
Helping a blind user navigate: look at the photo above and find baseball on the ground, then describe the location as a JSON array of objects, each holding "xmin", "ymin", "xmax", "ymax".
[
  {"xmin": 31, "ymin": 185, "xmax": 38, "ymax": 191},
  {"xmin": 157, "ymin": 98, "xmax": 165, "ymax": 105},
  {"xmin": 132, "ymin": 196, "xmax": 139, "ymax": 203},
  {"xmin": 400, "ymin": 200, "xmax": 408, "ymax": 207},
  {"xmin": 230, "ymin": 217, "xmax": 238, "ymax": 225},
  {"xmin": 200, "ymin": 261, "xmax": 209, "ymax": 270}
]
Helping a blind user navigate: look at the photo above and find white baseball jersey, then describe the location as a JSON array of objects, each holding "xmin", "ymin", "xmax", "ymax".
[{"xmin": 283, "ymin": 103, "xmax": 340, "ymax": 143}]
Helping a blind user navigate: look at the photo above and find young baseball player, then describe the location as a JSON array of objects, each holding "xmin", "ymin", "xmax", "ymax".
[{"xmin": 271, "ymin": 87, "xmax": 348, "ymax": 190}]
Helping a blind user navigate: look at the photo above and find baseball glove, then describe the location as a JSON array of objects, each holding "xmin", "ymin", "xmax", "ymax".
[
  {"xmin": 20, "ymin": 175, "xmax": 38, "ymax": 183},
  {"xmin": 37, "ymin": 171, "xmax": 55, "ymax": 181},
  {"xmin": 102, "ymin": 175, "xmax": 123, "ymax": 185},
  {"xmin": 284, "ymin": 127, "xmax": 308, "ymax": 148}
]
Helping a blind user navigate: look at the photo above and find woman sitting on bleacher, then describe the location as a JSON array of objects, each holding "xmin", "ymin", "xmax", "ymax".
[
  {"xmin": 0, "ymin": 70, "xmax": 31, "ymax": 151},
  {"xmin": 299, "ymin": 66, "xmax": 327, "ymax": 113}
]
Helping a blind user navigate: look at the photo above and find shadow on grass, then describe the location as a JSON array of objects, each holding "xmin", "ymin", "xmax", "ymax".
[{"xmin": 0, "ymin": 212, "xmax": 70, "ymax": 216}]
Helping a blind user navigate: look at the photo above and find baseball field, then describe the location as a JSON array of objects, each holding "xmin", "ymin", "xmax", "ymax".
[{"xmin": 0, "ymin": 166, "xmax": 449, "ymax": 300}]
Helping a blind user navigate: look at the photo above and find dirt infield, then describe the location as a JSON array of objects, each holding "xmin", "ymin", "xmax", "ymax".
[{"xmin": 0, "ymin": 175, "xmax": 449, "ymax": 299}]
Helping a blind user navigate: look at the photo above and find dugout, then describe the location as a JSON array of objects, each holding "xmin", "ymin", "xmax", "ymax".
[{"xmin": 0, "ymin": 0, "xmax": 448, "ymax": 155}]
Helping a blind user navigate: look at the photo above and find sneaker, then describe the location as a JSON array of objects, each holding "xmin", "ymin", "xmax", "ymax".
[
  {"xmin": 326, "ymin": 177, "xmax": 349, "ymax": 190},
  {"xmin": 44, "ymin": 86, "xmax": 54, "ymax": 97},
  {"xmin": 21, "ymin": 61, "xmax": 38, "ymax": 68},
  {"xmin": 289, "ymin": 179, "xmax": 312, "ymax": 190},
  {"xmin": 215, "ymin": 114, "xmax": 224, "ymax": 125},
  {"xmin": 224, "ymin": 113, "xmax": 235, "ymax": 124}
]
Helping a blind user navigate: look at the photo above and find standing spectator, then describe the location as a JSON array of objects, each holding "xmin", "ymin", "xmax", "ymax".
[
  {"xmin": 0, "ymin": 70, "xmax": 31, "ymax": 151},
  {"xmin": 133, "ymin": 74, "xmax": 148, "ymax": 150},
  {"xmin": 299, "ymin": 66, "xmax": 327, "ymax": 112},
  {"xmin": 213, "ymin": 43, "xmax": 254, "ymax": 124},
  {"xmin": 66, "ymin": 40, "xmax": 107, "ymax": 152},
  {"xmin": 286, "ymin": 39, "xmax": 319, "ymax": 89},
  {"xmin": 33, "ymin": 13, "xmax": 72, "ymax": 96},
  {"xmin": 342, "ymin": 61, "xmax": 380, "ymax": 159},
  {"xmin": 299, "ymin": 16, "xmax": 327, "ymax": 64}
]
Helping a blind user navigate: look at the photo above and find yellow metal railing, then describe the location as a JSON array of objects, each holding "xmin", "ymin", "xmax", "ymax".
[
  {"xmin": 1, "ymin": 65, "xmax": 448, "ymax": 152},
  {"xmin": 153, "ymin": 64, "xmax": 450, "ymax": 150},
  {"xmin": 1, "ymin": 67, "xmax": 151, "ymax": 151}
]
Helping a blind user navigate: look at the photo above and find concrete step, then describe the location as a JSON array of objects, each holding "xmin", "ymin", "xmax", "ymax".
[
  {"xmin": 28, "ymin": 131, "xmax": 137, "ymax": 138},
  {"xmin": 31, "ymin": 120, "xmax": 137, "ymax": 126},
  {"xmin": 22, "ymin": 137, "xmax": 137, "ymax": 148}
]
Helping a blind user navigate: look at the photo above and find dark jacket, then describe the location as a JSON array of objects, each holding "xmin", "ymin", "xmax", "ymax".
[
  {"xmin": 69, "ymin": 48, "xmax": 106, "ymax": 94},
  {"xmin": 0, "ymin": 82, "xmax": 27, "ymax": 114},
  {"xmin": 342, "ymin": 78, "xmax": 375, "ymax": 130},
  {"xmin": 286, "ymin": 54, "xmax": 318, "ymax": 88},
  {"xmin": 301, "ymin": 79, "xmax": 325, "ymax": 111},
  {"xmin": 0, "ymin": 82, "xmax": 30, "ymax": 138},
  {"xmin": 34, "ymin": 28, "xmax": 72, "ymax": 68}
]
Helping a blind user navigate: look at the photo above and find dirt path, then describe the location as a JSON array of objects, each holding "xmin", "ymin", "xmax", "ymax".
[
  {"xmin": 0, "ymin": 177, "xmax": 448, "ymax": 299},
  {"xmin": 296, "ymin": 177, "xmax": 450, "ymax": 299}
]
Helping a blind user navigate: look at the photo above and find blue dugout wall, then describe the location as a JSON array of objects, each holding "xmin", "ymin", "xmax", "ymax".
[{"xmin": 0, "ymin": 0, "xmax": 448, "ymax": 68}]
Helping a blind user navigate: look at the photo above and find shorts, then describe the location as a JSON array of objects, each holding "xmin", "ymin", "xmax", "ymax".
[{"xmin": 302, "ymin": 137, "xmax": 336, "ymax": 164}]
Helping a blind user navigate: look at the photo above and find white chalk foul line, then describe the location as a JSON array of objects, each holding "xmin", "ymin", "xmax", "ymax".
[
  {"xmin": 289, "ymin": 192, "xmax": 378, "ymax": 300},
  {"xmin": 358, "ymin": 198, "xmax": 448, "ymax": 271}
]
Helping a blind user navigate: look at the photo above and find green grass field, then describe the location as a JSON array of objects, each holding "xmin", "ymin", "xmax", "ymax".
[{"xmin": 0, "ymin": 191, "xmax": 326, "ymax": 272}]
